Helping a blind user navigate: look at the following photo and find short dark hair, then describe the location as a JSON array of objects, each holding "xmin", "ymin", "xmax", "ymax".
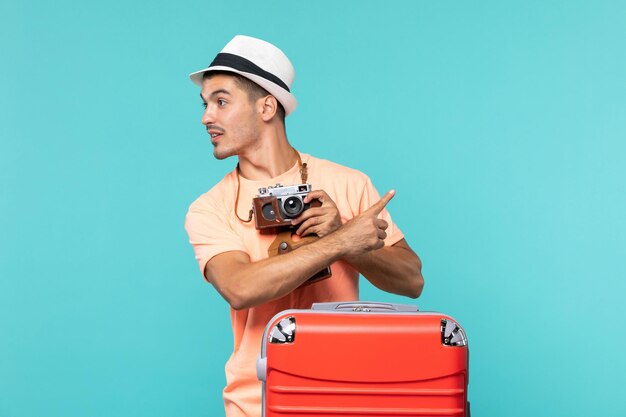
[{"xmin": 203, "ymin": 71, "xmax": 286, "ymax": 123}]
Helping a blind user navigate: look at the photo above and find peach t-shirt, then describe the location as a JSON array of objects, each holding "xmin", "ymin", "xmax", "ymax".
[{"xmin": 185, "ymin": 154, "xmax": 403, "ymax": 417}]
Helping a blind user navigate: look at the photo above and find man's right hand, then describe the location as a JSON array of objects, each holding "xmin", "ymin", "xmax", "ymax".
[
  {"xmin": 330, "ymin": 190, "xmax": 395, "ymax": 257},
  {"xmin": 291, "ymin": 190, "xmax": 342, "ymax": 238}
]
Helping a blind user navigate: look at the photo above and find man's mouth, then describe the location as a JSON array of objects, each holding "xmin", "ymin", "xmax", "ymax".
[{"xmin": 208, "ymin": 129, "xmax": 224, "ymax": 142}]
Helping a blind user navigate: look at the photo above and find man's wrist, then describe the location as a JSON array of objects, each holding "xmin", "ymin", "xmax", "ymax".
[{"xmin": 315, "ymin": 228, "xmax": 350, "ymax": 261}]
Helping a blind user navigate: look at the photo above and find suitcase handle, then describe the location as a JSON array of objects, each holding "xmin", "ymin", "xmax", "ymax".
[{"xmin": 311, "ymin": 301, "xmax": 418, "ymax": 312}]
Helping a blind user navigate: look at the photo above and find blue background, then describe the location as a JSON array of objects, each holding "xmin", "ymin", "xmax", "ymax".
[{"xmin": 2, "ymin": 1, "xmax": 625, "ymax": 416}]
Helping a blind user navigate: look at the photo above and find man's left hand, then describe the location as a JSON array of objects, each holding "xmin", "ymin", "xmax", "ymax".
[{"xmin": 291, "ymin": 190, "xmax": 342, "ymax": 237}]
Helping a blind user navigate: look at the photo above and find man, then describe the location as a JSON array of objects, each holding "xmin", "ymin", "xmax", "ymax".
[{"xmin": 185, "ymin": 35, "xmax": 424, "ymax": 417}]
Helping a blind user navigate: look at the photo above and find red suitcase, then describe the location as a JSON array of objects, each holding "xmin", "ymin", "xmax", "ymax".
[{"xmin": 257, "ymin": 301, "xmax": 469, "ymax": 417}]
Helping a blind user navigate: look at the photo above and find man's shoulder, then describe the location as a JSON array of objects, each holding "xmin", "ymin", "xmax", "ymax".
[{"xmin": 187, "ymin": 170, "xmax": 236, "ymax": 213}]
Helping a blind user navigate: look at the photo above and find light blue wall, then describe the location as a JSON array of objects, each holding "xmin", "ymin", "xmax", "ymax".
[{"xmin": 2, "ymin": 1, "xmax": 625, "ymax": 416}]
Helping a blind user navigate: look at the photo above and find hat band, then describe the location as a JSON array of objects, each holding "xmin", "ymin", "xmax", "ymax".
[{"xmin": 208, "ymin": 53, "xmax": 290, "ymax": 92}]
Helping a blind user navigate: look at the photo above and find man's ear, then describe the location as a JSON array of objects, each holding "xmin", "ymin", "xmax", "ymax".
[{"xmin": 259, "ymin": 95, "xmax": 279, "ymax": 122}]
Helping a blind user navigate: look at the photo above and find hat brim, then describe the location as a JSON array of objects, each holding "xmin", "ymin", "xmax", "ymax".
[{"xmin": 190, "ymin": 66, "xmax": 297, "ymax": 116}]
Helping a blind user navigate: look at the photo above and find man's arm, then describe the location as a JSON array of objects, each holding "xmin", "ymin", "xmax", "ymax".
[
  {"xmin": 205, "ymin": 239, "xmax": 342, "ymax": 310},
  {"xmin": 292, "ymin": 190, "xmax": 424, "ymax": 298},
  {"xmin": 204, "ymin": 192, "xmax": 395, "ymax": 310},
  {"xmin": 344, "ymin": 239, "xmax": 424, "ymax": 298}
]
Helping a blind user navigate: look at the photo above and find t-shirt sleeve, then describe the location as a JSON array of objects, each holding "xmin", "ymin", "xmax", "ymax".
[
  {"xmin": 184, "ymin": 198, "xmax": 247, "ymax": 279},
  {"xmin": 357, "ymin": 177, "xmax": 405, "ymax": 247}
]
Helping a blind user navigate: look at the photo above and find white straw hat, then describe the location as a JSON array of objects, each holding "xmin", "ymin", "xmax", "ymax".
[{"xmin": 190, "ymin": 35, "xmax": 297, "ymax": 115}]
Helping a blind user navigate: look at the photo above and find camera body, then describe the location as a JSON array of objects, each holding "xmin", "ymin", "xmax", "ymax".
[{"xmin": 253, "ymin": 183, "xmax": 318, "ymax": 230}]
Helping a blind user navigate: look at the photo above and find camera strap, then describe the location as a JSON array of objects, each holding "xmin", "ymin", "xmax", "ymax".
[{"xmin": 234, "ymin": 147, "xmax": 306, "ymax": 223}]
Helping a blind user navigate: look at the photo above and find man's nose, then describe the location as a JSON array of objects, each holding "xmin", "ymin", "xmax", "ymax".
[{"xmin": 201, "ymin": 105, "xmax": 215, "ymax": 126}]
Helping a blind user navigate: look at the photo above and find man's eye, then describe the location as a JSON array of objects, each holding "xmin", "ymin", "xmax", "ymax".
[
  {"xmin": 217, "ymin": 99, "xmax": 226, "ymax": 106},
  {"xmin": 201, "ymin": 102, "xmax": 207, "ymax": 109}
]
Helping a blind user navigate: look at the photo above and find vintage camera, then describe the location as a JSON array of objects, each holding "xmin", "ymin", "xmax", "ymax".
[{"xmin": 253, "ymin": 183, "xmax": 319, "ymax": 230}]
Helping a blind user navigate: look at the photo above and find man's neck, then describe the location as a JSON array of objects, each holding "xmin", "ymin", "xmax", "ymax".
[{"xmin": 237, "ymin": 129, "xmax": 297, "ymax": 180}]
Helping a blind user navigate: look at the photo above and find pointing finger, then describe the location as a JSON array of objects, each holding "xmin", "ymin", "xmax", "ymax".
[{"xmin": 365, "ymin": 190, "xmax": 396, "ymax": 215}]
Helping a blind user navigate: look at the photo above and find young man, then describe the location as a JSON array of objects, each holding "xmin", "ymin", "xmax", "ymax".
[{"xmin": 185, "ymin": 35, "xmax": 424, "ymax": 417}]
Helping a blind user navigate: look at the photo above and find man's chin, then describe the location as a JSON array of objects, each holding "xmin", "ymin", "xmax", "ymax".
[{"xmin": 213, "ymin": 148, "xmax": 236, "ymax": 160}]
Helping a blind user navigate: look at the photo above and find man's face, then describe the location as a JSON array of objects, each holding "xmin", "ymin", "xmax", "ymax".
[{"xmin": 200, "ymin": 74, "xmax": 261, "ymax": 160}]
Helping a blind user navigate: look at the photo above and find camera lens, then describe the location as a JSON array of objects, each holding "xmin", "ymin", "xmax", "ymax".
[
  {"xmin": 261, "ymin": 203, "xmax": 276, "ymax": 220},
  {"xmin": 282, "ymin": 196, "xmax": 303, "ymax": 217}
]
